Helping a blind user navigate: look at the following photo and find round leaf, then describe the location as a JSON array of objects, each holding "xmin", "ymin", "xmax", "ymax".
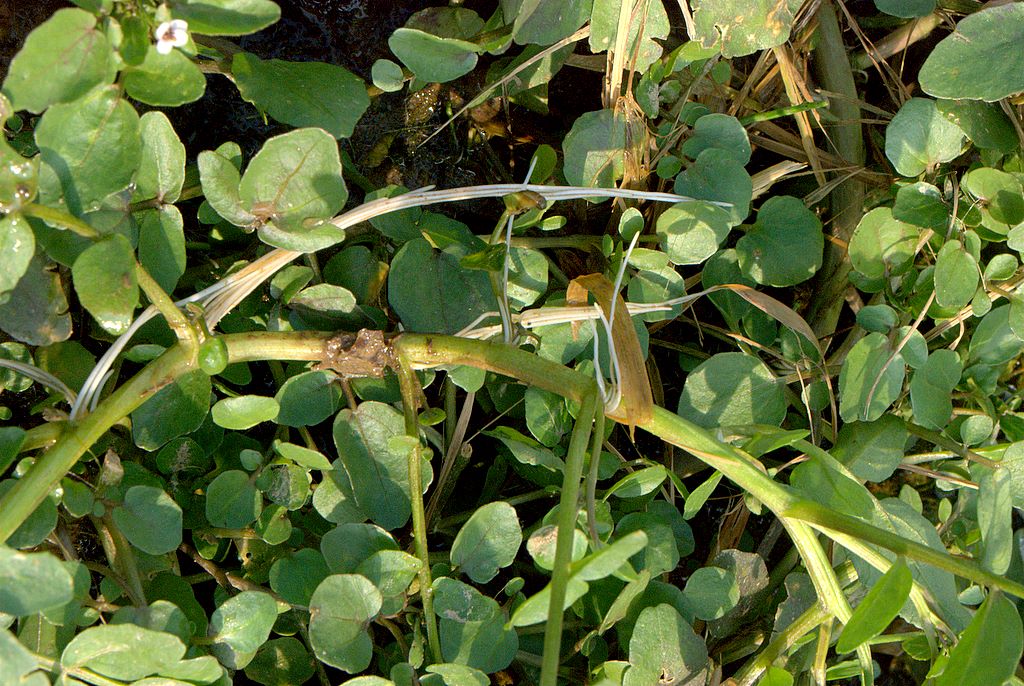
[
  {"xmin": 673, "ymin": 148, "xmax": 751, "ymax": 226},
  {"xmin": 691, "ymin": 0, "xmax": 795, "ymax": 57},
  {"xmin": 132, "ymin": 370, "xmax": 211, "ymax": 450},
  {"xmin": 1, "ymin": 8, "xmax": 115, "ymax": 113},
  {"xmin": 628, "ymin": 604, "xmax": 708, "ymax": 684},
  {"xmin": 0, "ymin": 213, "xmax": 34, "ymax": 297},
  {"xmin": 388, "ymin": 29, "xmax": 478, "ymax": 83},
  {"xmin": 61, "ymin": 624, "xmax": 185, "ymax": 681},
  {"xmin": 681, "ymin": 113, "xmax": 751, "ymax": 165},
  {"xmin": 238, "ymin": 128, "xmax": 347, "ymax": 231},
  {"xmin": 371, "ymin": 59, "xmax": 404, "ymax": 92},
  {"xmin": 388, "ymin": 239, "xmax": 491, "ymax": 334},
  {"xmin": 173, "ymin": 0, "xmax": 282, "ymax": 36},
  {"xmin": 309, "ymin": 574, "xmax": 382, "ymax": 673},
  {"xmin": 919, "ymin": 4, "xmax": 1024, "ymax": 102},
  {"xmin": 677, "ymin": 352, "xmax": 786, "ymax": 428},
  {"xmin": 123, "ymin": 47, "xmax": 207, "ymax": 107},
  {"xmin": 933, "ymin": 240, "xmax": 978, "ymax": 310},
  {"xmin": 884, "ymin": 98, "xmax": 964, "ymax": 177},
  {"xmin": 211, "ymin": 395, "xmax": 279, "ymax": 430},
  {"xmin": 111, "ymin": 485, "xmax": 183, "ymax": 555},
  {"xmin": 682, "ymin": 566, "xmax": 739, "ymax": 621},
  {"xmin": 244, "ymin": 637, "xmax": 315, "ymax": 686},
  {"xmin": 72, "ymin": 234, "xmax": 138, "ymax": 336},
  {"xmin": 0, "ymin": 546, "xmax": 73, "ymax": 616},
  {"xmin": 206, "ymin": 470, "xmax": 262, "ymax": 528},
  {"xmin": 0, "ymin": 480, "xmax": 58, "ymax": 549},
  {"xmin": 656, "ymin": 200, "xmax": 732, "ymax": 266},
  {"xmin": 848, "ymin": 208, "xmax": 919, "ymax": 280},
  {"xmin": 839, "ymin": 332, "xmax": 905, "ymax": 422},
  {"xmin": 35, "ymin": 86, "xmax": 141, "ymax": 214},
  {"xmin": 233, "ymin": 52, "xmax": 370, "ymax": 139},
  {"xmin": 563, "ymin": 109, "xmax": 628, "ymax": 189},
  {"xmin": 210, "ymin": 590, "xmax": 279, "ymax": 657},
  {"xmin": 736, "ymin": 196, "xmax": 823, "ymax": 286},
  {"xmin": 451, "ymin": 502, "xmax": 522, "ymax": 584}
]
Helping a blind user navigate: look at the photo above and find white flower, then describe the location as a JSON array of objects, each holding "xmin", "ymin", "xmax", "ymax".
[{"xmin": 154, "ymin": 19, "xmax": 189, "ymax": 55}]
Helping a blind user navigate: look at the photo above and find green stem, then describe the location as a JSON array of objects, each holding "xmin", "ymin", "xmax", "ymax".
[
  {"xmin": 540, "ymin": 390, "xmax": 598, "ymax": 686},
  {"xmin": 806, "ymin": 0, "xmax": 865, "ymax": 337},
  {"xmin": 135, "ymin": 261, "xmax": 198, "ymax": 357},
  {"xmin": 0, "ymin": 331, "xmax": 331, "ymax": 544},
  {"xmin": 21, "ymin": 203, "xmax": 100, "ymax": 239},
  {"xmin": 395, "ymin": 352, "xmax": 442, "ymax": 665}
]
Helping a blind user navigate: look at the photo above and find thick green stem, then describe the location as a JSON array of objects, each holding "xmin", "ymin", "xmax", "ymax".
[
  {"xmin": 540, "ymin": 390, "xmax": 598, "ymax": 686},
  {"xmin": 395, "ymin": 352, "xmax": 443, "ymax": 665},
  {"xmin": 0, "ymin": 331, "xmax": 331, "ymax": 544},
  {"xmin": 807, "ymin": 1, "xmax": 865, "ymax": 337}
]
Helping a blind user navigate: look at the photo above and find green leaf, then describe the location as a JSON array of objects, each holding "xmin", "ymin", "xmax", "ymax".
[
  {"xmin": 233, "ymin": 53, "xmax": 370, "ymax": 139},
  {"xmin": 0, "ymin": 253, "xmax": 71, "ymax": 345},
  {"xmin": 238, "ymin": 128, "xmax": 347, "ymax": 231},
  {"xmin": 674, "ymin": 148, "xmax": 752, "ymax": 226},
  {"xmin": 736, "ymin": 196, "xmax": 823, "ymax": 287},
  {"xmin": 589, "ymin": 0, "xmax": 669, "ymax": 72},
  {"xmin": 272, "ymin": 440, "xmax": 333, "ymax": 471},
  {"xmin": 206, "ymin": 470, "xmax": 262, "ymax": 528},
  {"xmin": 423, "ymin": 663, "xmax": 489, "ymax": 686},
  {"xmin": 759, "ymin": 666, "xmax": 794, "ymax": 686},
  {"xmin": 507, "ymin": 0, "xmax": 591, "ymax": 45},
  {"xmin": 111, "ymin": 485, "xmax": 183, "ymax": 555},
  {"xmin": 936, "ymin": 591, "xmax": 1023, "ymax": 686},
  {"xmin": 61, "ymin": 624, "xmax": 186, "ymax": 681},
  {"xmin": 562, "ymin": 109, "xmax": 631, "ymax": 189},
  {"xmin": 682, "ymin": 113, "xmax": 751, "ymax": 165},
  {"xmin": 604, "ymin": 466, "xmax": 666, "ymax": 500},
  {"xmin": 524, "ymin": 387, "xmax": 570, "ymax": 447},
  {"xmin": 245, "ymin": 637, "xmax": 316, "ymax": 686},
  {"xmin": 388, "ymin": 239, "xmax": 492, "ymax": 334},
  {"xmin": 0, "ymin": 213, "xmax": 34, "ymax": 298},
  {"xmin": 892, "ymin": 181, "xmax": 947, "ymax": 230},
  {"xmin": 628, "ymin": 604, "xmax": 708, "ymax": 684},
  {"xmin": 198, "ymin": 148, "xmax": 257, "ymax": 227},
  {"xmin": 691, "ymin": 0, "xmax": 796, "ymax": 57},
  {"xmin": 977, "ymin": 467, "xmax": 1013, "ymax": 575},
  {"xmin": 627, "ymin": 266, "xmax": 686, "ymax": 322},
  {"xmin": 124, "ymin": 46, "xmax": 207, "ymax": 107},
  {"xmin": 321, "ymin": 523, "xmax": 398, "ymax": 573},
  {"xmin": 506, "ymin": 247, "xmax": 548, "ymax": 308},
  {"xmin": 138, "ymin": 206, "xmax": 186, "ymax": 294},
  {"xmin": 885, "ymin": 98, "xmax": 964, "ymax": 177},
  {"xmin": 273, "ymin": 370, "xmax": 341, "ymax": 427},
  {"xmin": 831, "ymin": 415, "xmax": 908, "ymax": 482},
  {"xmin": 371, "ymin": 59, "xmax": 405, "ymax": 92},
  {"xmin": 617, "ymin": 512, "xmax": 679, "ymax": 576},
  {"xmin": 1, "ymin": 8, "xmax": 115, "ymax": 113},
  {"xmin": 0, "ymin": 628, "xmax": 37, "ymax": 682},
  {"xmin": 355, "ymin": 550, "xmax": 421, "ymax": 615},
  {"xmin": 135, "ymin": 111, "xmax": 186, "ymax": 200},
  {"xmin": 35, "ymin": 86, "xmax": 141, "ymax": 214},
  {"xmin": 961, "ymin": 167, "xmax": 1024, "ymax": 234},
  {"xmin": 682, "ymin": 566, "xmax": 739, "ymax": 621},
  {"xmin": 836, "ymin": 559, "xmax": 912, "ymax": 654},
  {"xmin": 933, "ymin": 240, "xmax": 978, "ymax": 309},
  {"xmin": 839, "ymin": 332, "xmax": 905, "ymax": 422},
  {"xmin": 451, "ymin": 502, "xmax": 522, "ymax": 584},
  {"xmin": 210, "ymin": 591, "xmax": 279, "ymax": 670},
  {"xmin": 968, "ymin": 305, "xmax": 1024, "ymax": 367},
  {"xmin": 72, "ymin": 234, "xmax": 138, "ymax": 336},
  {"xmin": 433, "ymin": 576, "xmax": 518, "ymax": 671},
  {"xmin": 333, "ymin": 402, "xmax": 432, "ymax": 530},
  {"xmin": 308, "ymin": 574, "xmax": 382, "ymax": 673},
  {"xmin": 0, "ymin": 545, "xmax": 73, "ymax": 615},
  {"xmin": 573, "ymin": 530, "xmax": 648, "ymax": 581},
  {"xmin": 211, "ymin": 395, "xmax": 279, "ymax": 429},
  {"xmin": 173, "ymin": 0, "xmax": 282, "ymax": 36},
  {"xmin": 132, "ymin": 369, "xmax": 211, "ymax": 450},
  {"xmin": 937, "ymin": 100, "xmax": 1019, "ymax": 153},
  {"xmin": 388, "ymin": 29, "xmax": 479, "ymax": 83},
  {"xmin": 656, "ymin": 200, "xmax": 732, "ymax": 266},
  {"xmin": 0, "ymin": 480, "xmax": 58, "ymax": 549},
  {"xmin": 910, "ymin": 349, "xmax": 962, "ymax": 430},
  {"xmin": 874, "ymin": 0, "xmax": 934, "ymax": 18},
  {"xmin": 919, "ymin": 4, "xmax": 1024, "ymax": 102},
  {"xmin": 849, "ymin": 207, "xmax": 919, "ymax": 280},
  {"xmin": 677, "ymin": 352, "xmax": 786, "ymax": 428}
]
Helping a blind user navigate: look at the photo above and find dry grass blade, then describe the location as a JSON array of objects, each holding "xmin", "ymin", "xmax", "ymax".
[{"xmin": 568, "ymin": 273, "xmax": 653, "ymax": 436}]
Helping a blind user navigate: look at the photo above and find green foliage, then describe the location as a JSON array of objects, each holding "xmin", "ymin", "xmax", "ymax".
[{"xmin": 1, "ymin": 2, "xmax": 1024, "ymax": 685}]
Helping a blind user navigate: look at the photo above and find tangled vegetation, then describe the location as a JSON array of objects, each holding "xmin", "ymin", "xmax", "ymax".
[{"xmin": 2, "ymin": 1, "xmax": 1024, "ymax": 685}]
